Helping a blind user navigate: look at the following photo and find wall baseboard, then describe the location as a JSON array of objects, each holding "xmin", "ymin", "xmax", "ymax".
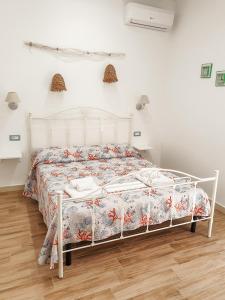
[
  {"xmin": 216, "ymin": 202, "xmax": 225, "ymax": 215},
  {"xmin": 0, "ymin": 185, "xmax": 24, "ymax": 193}
]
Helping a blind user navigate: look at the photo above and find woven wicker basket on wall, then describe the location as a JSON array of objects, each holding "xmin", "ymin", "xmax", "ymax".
[
  {"xmin": 51, "ymin": 73, "xmax": 67, "ymax": 92},
  {"xmin": 103, "ymin": 64, "xmax": 118, "ymax": 83}
]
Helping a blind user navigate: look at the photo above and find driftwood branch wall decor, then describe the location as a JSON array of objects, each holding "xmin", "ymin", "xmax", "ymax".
[
  {"xmin": 25, "ymin": 42, "xmax": 123, "ymax": 89},
  {"xmin": 24, "ymin": 41, "xmax": 126, "ymax": 58},
  {"xmin": 103, "ymin": 64, "xmax": 118, "ymax": 83}
]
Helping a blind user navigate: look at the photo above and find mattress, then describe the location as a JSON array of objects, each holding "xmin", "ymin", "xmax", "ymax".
[{"xmin": 24, "ymin": 144, "xmax": 210, "ymax": 268}]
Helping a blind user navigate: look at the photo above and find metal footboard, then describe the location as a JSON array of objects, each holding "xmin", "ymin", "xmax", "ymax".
[{"xmin": 57, "ymin": 169, "xmax": 219, "ymax": 278}]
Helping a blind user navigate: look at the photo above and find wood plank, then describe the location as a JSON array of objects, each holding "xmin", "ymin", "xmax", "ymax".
[
  {"xmin": 0, "ymin": 191, "xmax": 225, "ymax": 300},
  {"xmin": 0, "ymin": 185, "xmax": 24, "ymax": 193}
]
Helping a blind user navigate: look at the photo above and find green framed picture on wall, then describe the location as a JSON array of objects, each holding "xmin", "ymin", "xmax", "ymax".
[
  {"xmin": 215, "ymin": 71, "xmax": 225, "ymax": 87},
  {"xmin": 201, "ymin": 63, "xmax": 213, "ymax": 78}
]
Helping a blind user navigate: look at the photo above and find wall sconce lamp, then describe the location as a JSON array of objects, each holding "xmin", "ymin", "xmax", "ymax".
[
  {"xmin": 136, "ymin": 95, "xmax": 149, "ymax": 111},
  {"xmin": 5, "ymin": 92, "xmax": 20, "ymax": 110}
]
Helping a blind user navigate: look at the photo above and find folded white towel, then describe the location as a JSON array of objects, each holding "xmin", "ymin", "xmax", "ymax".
[
  {"xmin": 135, "ymin": 168, "xmax": 174, "ymax": 187},
  {"xmin": 151, "ymin": 175, "xmax": 173, "ymax": 186},
  {"xmin": 105, "ymin": 180, "xmax": 146, "ymax": 193},
  {"xmin": 70, "ymin": 176, "xmax": 98, "ymax": 192},
  {"xmin": 65, "ymin": 178, "xmax": 146, "ymax": 200},
  {"xmin": 65, "ymin": 184, "xmax": 102, "ymax": 201}
]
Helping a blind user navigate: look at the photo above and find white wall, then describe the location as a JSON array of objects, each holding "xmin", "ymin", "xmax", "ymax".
[
  {"xmin": 160, "ymin": 0, "xmax": 225, "ymax": 205},
  {"xmin": 0, "ymin": 0, "xmax": 174, "ymax": 187},
  {"xmin": 124, "ymin": 0, "xmax": 175, "ymax": 10}
]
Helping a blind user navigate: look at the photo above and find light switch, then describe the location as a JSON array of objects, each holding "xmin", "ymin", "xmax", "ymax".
[
  {"xmin": 133, "ymin": 131, "xmax": 141, "ymax": 137},
  {"xmin": 9, "ymin": 135, "xmax": 21, "ymax": 141}
]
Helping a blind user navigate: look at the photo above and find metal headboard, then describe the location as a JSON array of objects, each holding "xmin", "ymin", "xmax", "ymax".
[{"xmin": 29, "ymin": 106, "xmax": 133, "ymax": 151}]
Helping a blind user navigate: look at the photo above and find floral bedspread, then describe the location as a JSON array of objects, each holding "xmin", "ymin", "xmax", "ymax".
[{"xmin": 24, "ymin": 144, "xmax": 210, "ymax": 268}]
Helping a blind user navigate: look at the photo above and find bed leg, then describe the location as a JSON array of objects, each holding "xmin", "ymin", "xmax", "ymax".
[
  {"xmin": 191, "ymin": 216, "xmax": 198, "ymax": 233},
  {"xmin": 65, "ymin": 243, "xmax": 72, "ymax": 266}
]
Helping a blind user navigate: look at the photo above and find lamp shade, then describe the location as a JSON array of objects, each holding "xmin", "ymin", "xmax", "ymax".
[
  {"xmin": 51, "ymin": 73, "xmax": 67, "ymax": 92},
  {"xmin": 136, "ymin": 95, "xmax": 149, "ymax": 110},
  {"xmin": 5, "ymin": 92, "xmax": 20, "ymax": 103},
  {"xmin": 5, "ymin": 92, "xmax": 20, "ymax": 110},
  {"xmin": 103, "ymin": 64, "xmax": 118, "ymax": 83},
  {"xmin": 140, "ymin": 95, "xmax": 149, "ymax": 105}
]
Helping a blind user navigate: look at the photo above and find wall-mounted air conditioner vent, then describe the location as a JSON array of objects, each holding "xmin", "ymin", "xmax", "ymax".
[{"xmin": 125, "ymin": 2, "xmax": 175, "ymax": 32}]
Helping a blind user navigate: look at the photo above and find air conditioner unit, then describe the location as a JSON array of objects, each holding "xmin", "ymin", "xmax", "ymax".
[{"xmin": 125, "ymin": 2, "xmax": 175, "ymax": 32}]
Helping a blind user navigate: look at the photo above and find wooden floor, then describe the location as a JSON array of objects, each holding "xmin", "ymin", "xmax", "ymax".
[{"xmin": 1, "ymin": 191, "xmax": 225, "ymax": 300}]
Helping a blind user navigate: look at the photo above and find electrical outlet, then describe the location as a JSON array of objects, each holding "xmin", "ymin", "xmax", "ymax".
[
  {"xmin": 133, "ymin": 131, "xmax": 141, "ymax": 137},
  {"xmin": 9, "ymin": 135, "xmax": 21, "ymax": 141}
]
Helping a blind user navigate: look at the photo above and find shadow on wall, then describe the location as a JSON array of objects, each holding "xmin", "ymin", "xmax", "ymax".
[
  {"xmin": 45, "ymin": 91, "xmax": 66, "ymax": 111},
  {"xmin": 122, "ymin": 0, "xmax": 176, "ymax": 11},
  {"xmin": 0, "ymin": 101, "xmax": 22, "ymax": 150},
  {"xmin": 141, "ymin": 107, "xmax": 162, "ymax": 166}
]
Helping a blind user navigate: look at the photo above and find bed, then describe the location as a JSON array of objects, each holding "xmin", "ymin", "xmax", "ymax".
[{"xmin": 24, "ymin": 107, "xmax": 219, "ymax": 279}]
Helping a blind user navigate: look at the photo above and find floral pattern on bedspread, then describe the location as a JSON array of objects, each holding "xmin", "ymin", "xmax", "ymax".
[
  {"xmin": 23, "ymin": 145, "xmax": 210, "ymax": 268},
  {"xmin": 24, "ymin": 144, "xmax": 140, "ymax": 201}
]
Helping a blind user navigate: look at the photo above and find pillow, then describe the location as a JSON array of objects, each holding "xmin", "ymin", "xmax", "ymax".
[{"xmin": 31, "ymin": 144, "xmax": 140, "ymax": 168}]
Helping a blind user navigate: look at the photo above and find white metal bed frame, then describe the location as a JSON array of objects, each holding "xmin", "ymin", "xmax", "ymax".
[
  {"xmin": 29, "ymin": 106, "xmax": 132, "ymax": 150},
  {"xmin": 28, "ymin": 107, "xmax": 219, "ymax": 279}
]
